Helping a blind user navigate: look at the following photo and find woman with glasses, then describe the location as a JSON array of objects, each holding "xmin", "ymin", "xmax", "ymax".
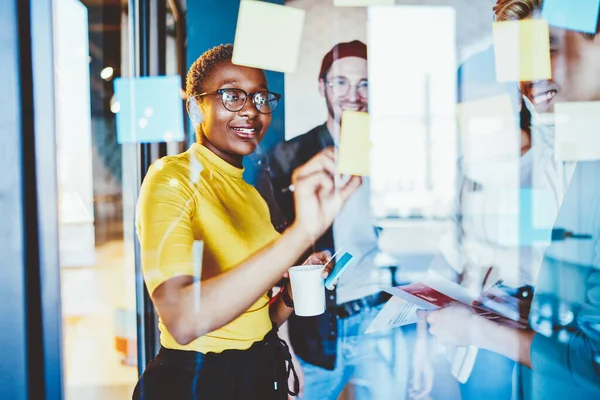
[{"xmin": 133, "ymin": 44, "xmax": 361, "ymax": 400}]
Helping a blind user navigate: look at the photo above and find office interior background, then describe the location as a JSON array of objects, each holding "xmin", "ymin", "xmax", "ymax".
[{"xmin": 2, "ymin": 0, "xmax": 599, "ymax": 399}]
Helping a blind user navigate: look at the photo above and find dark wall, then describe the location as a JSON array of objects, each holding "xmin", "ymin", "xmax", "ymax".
[{"xmin": 186, "ymin": 0, "xmax": 285, "ymax": 184}]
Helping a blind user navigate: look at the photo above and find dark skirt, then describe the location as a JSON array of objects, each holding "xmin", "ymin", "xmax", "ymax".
[{"xmin": 133, "ymin": 327, "xmax": 298, "ymax": 400}]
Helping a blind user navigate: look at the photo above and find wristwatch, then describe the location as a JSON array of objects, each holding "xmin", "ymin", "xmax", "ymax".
[{"xmin": 282, "ymin": 282, "xmax": 294, "ymax": 308}]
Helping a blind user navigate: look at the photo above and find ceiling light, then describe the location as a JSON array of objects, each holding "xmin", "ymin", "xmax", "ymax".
[
  {"xmin": 110, "ymin": 101, "xmax": 120, "ymax": 114},
  {"xmin": 100, "ymin": 66, "xmax": 114, "ymax": 80}
]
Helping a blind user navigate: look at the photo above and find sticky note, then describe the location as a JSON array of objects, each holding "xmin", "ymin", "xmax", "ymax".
[
  {"xmin": 554, "ymin": 101, "xmax": 600, "ymax": 161},
  {"xmin": 457, "ymin": 94, "xmax": 520, "ymax": 165},
  {"xmin": 334, "ymin": 0, "xmax": 395, "ymax": 7},
  {"xmin": 519, "ymin": 189, "xmax": 557, "ymax": 245},
  {"xmin": 114, "ymin": 76, "xmax": 185, "ymax": 144},
  {"xmin": 338, "ymin": 111, "xmax": 371, "ymax": 176},
  {"xmin": 492, "ymin": 20, "xmax": 552, "ymax": 82},
  {"xmin": 232, "ymin": 1, "xmax": 305, "ymax": 73},
  {"xmin": 542, "ymin": 0, "xmax": 600, "ymax": 34}
]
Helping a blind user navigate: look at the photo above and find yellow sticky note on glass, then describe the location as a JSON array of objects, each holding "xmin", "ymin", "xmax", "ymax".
[
  {"xmin": 554, "ymin": 101, "xmax": 600, "ymax": 161},
  {"xmin": 338, "ymin": 111, "xmax": 371, "ymax": 176},
  {"xmin": 232, "ymin": 1, "xmax": 305, "ymax": 73},
  {"xmin": 334, "ymin": 0, "xmax": 395, "ymax": 6},
  {"xmin": 492, "ymin": 20, "xmax": 552, "ymax": 82}
]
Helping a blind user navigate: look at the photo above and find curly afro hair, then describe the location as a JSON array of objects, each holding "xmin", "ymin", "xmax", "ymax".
[{"xmin": 186, "ymin": 44, "xmax": 234, "ymax": 100}]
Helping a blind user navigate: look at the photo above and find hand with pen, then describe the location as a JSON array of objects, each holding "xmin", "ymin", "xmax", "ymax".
[{"xmin": 290, "ymin": 147, "xmax": 362, "ymax": 244}]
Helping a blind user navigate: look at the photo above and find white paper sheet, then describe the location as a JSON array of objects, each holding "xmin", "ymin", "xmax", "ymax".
[{"xmin": 365, "ymin": 296, "xmax": 420, "ymax": 333}]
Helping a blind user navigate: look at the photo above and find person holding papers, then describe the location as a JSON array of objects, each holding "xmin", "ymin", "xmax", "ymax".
[
  {"xmin": 447, "ymin": 47, "xmax": 554, "ymax": 400},
  {"xmin": 256, "ymin": 41, "xmax": 409, "ymax": 400},
  {"xmin": 436, "ymin": 0, "xmax": 600, "ymax": 397},
  {"xmin": 423, "ymin": 160, "xmax": 600, "ymax": 400},
  {"xmin": 455, "ymin": 0, "xmax": 600, "ymax": 303},
  {"xmin": 424, "ymin": 1, "xmax": 600, "ymax": 399},
  {"xmin": 133, "ymin": 44, "xmax": 361, "ymax": 400}
]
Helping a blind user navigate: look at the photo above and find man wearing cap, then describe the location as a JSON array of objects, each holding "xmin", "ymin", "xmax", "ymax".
[{"xmin": 256, "ymin": 40, "xmax": 409, "ymax": 400}]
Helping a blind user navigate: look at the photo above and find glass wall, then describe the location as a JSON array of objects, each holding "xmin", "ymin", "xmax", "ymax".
[
  {"xmin": 52, "ymin": 0, "xmax": 185, "ymax": 398},
  {"xmin": 54, "ymin": 1, "xmax": 134, "ymax": 398},
  {"xmin": 15, "ymin": 0, "xmax": 597, "ymax": 398}
]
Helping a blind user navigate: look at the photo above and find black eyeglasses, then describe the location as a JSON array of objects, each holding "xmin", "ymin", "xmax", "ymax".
[
  {"xmin": 326, "ymin": 77, "xmax": 368, "ymax": 98},
  {"xmin": 197, "ymin": 88, "xmax": 281, "ymax": 114}
]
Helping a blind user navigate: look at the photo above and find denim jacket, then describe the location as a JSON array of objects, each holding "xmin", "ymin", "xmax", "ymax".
[{"xmin": 255, "ymin": 124, "xmax": 339, "ymax": 370}]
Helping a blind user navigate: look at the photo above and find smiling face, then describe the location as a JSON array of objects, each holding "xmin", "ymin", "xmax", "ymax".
[
  {"xmin": 519, "ymin": 12, "xmax": 600, "ymax": 114},
  {"xmin": 319, "ymin": 56, "xmax": 368, "ymax": 124},
  {"xmin": 197, "ymin": 61, "xmax": 272, "ymax": 167}
]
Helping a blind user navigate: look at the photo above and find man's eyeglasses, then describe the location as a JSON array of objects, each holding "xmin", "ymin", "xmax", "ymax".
[
  {"xmin": 326, "ymin": 77, "xmax": 368, "ymax": 98},
  {"xmin": 197, "ymin": 88, "xmax": 281, "ymax": 114}
]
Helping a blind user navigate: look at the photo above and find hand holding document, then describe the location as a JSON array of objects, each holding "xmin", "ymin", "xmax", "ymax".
[
  {"xmin": 385, "ymin": 274, "xmax": 529, "ymax": 328},
  {"xmin": 368, "ymin": 273, "xmax": 528, "ymax": 384},
  {"xmin": 367, "ymin": 272, "xmax": 528, "ymax": 334}
]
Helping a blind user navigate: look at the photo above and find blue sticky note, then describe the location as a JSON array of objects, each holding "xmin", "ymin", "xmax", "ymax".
[
  {"xmin": 114, "ymin": 76, "xmax": 185, "ymax": 144},
  {"xmin": 542, "ymin": 0, "xmax": 600, "ymax": 34},
  {"xmin": 518, "ymin": 189, "xmax": 555, "ymax": 245},
  {"xmin": 325, "ymin": 252, "xmax": 353, "ymax": 290}
]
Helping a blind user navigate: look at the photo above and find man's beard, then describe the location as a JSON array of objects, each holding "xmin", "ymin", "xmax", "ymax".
[{"xmin": 324, "ymin": 90, "xmax": 341, "ymax": 123}]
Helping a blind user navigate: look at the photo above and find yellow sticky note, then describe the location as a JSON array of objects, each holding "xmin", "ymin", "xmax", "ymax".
[
  {"xmin": 334, "ymin": 0, "xmax": 395, "ymax": 6},
  {"xmin": 232, "ymin": 1, "xmax": 305, "ymax": 73},
  {"xmin": 492, "ymin": 20, "xmax": 551, "ymax": 82},
  {"xmin": 457, "ymin": 94, "xmax": 520, "ymax": 164},
  {"xmin": 338, "ymin": 111, "xmax": 371, "ymax": 176},
  {"xmin": 554, "ymin": 101, "xmax": 600, "ymax": 161}
]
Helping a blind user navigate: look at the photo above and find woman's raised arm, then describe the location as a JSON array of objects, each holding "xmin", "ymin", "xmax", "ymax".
[{"xmin": 139, "ymin": 148, "xmax": 360, "ymax": 345}]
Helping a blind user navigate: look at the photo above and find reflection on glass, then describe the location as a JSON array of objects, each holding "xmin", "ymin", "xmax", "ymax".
[
  {"xmin": 40, "ymin": 0, "xmax": 600, "ymax": 399},
  {"xmin": 368, "ymin": 5, "xmax": 457, "ymax": 220},
  {"xmin": 54, "ymin": 0, "xmax": 139, "ymax": 398}
]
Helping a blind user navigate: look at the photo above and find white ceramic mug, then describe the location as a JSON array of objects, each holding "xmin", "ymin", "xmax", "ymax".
[{"xmin": 288, "ymin": 265, "xmax": 326, "ymax": 316}]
